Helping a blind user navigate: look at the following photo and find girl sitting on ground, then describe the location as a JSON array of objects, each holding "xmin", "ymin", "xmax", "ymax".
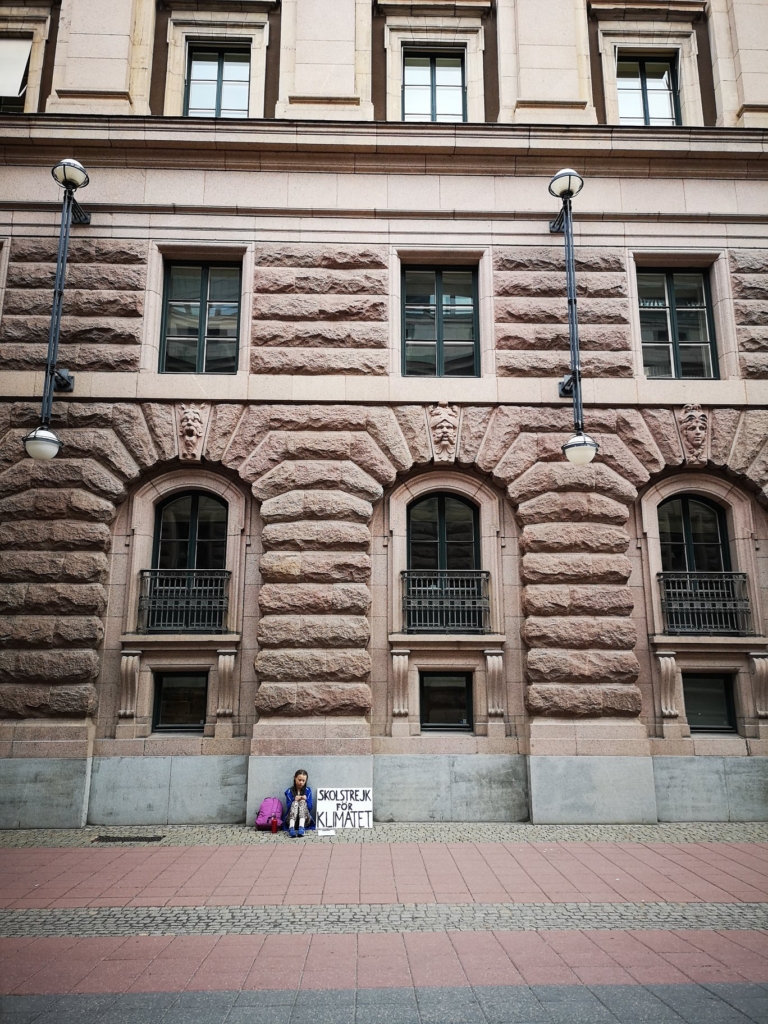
[{"xmin": 285, "ymin": 769, "xmax": 314, "ymax": 837}]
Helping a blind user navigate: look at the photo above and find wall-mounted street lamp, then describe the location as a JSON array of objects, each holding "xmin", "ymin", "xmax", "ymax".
[
  {"xmin": 22, "ymin": 158, "xmax": 90, "ymax": 461},
  {"xmin": 548, "ymin": 168, "xmax": 599, "ymax": 467}
]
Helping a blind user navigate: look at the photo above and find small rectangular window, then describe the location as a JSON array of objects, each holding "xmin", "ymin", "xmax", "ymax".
[
  {"xmin": 403, "ymin": 267, "xmax": 478, "ymax": 377},
  {"xmin": 637, "ymin": 269, "xmax": 717, "ymax": 380},
  {"xmin": 160, "ymin": 263, "xmax": 240, "ymax": 374},
  {"xmin": 153, "ymin": 672, "xmax": 208, "ymax": 732},
  {"xmin": 682, "ymin": 673, "xmax": 737, "ymax": 733},
  {"xmin": 185, "ymin": 47, "xmax": 250, "ymax": 118},
  {"xmin": 420, "ymin": 672, "xmax": 473, "ymax": 731},
  {"xmin": 403, "ymin": 51, "xmax": 465, "ymax": 123},
  {"xmin": 0, "ymin": 38, "xmax": 31, "ymax": 114},
  {"xmin": 617, "ymin": 53, "xmax": 680, "ymax": 126}
]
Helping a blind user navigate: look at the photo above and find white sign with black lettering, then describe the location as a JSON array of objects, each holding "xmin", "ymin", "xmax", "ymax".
[{"xmin": 316, "ymin": 787, "xmax": 373, "ymax": 833}]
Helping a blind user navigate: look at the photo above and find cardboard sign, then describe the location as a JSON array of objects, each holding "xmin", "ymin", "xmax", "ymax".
[{"xmin": 316, "ymin": 787, "xmax": 373, "ymax": 832}]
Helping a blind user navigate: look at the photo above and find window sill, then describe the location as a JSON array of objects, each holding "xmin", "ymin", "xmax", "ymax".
[
  {"xmin": 121, "ymin": 633, "xmax": 241, "ymax": 650},
  {"xmin": 651, "ymin": 635, "xmax": 768, "ymax": 653}
]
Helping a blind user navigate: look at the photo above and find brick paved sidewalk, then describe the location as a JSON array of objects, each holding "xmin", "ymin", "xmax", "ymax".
[{"xmin": 2, "ymin": 825, "xmax": 768, "ymax": 1023}]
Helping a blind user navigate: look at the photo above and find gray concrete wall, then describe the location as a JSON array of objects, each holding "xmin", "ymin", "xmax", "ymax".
[
  {"xmin": 373, "ymin": 754, "xmax": 529, "ymax": 822},
  {"xmin": 654, "ymin": 756, "xmax": 768, "ymax": 822},
  {"xmin": 0, "ymin": 757, "xmax": 91, "ymax": 829},
  {"xmin": 87, "ymin": 756, "xmax": 248, "ymax": 825},
  {"xmin": 529, "ymin": 756, "xmax": 658, "ymax": 824}
]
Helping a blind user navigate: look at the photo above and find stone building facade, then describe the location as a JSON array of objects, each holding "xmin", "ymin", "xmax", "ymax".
[{"xmin": 0, "ymin": 0, "xmax": 767, "ymax": 827}]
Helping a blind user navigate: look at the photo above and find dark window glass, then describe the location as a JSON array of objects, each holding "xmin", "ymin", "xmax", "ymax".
[
  {"xmin": 682, "ymin": 673, "xmax": 736, "ymax": 733},
  {"xmin": 155, "ymin": 492, "xmax": 227, "ymax": 571},
  {"xmin": 617, "ymin": 54, "xmax": 680, "ymax": 126},
  {"xmin": 637, "ymin": 270, "xmax": 717, "ymax": 379},
  {"xmin": 658, "ymin": 496, "xmax": 729, "ymax": 573},
  {"xmin": 161, "ymin": 263, "xmax": 240, "ymax": 374},
  {"xmin": 186, "ymin": 48, "xmax": 250, "ymax": 118},
  {"xmin": 403, "ymin": 267, "xmax": 478, "ymax": 377},
  {"xmin": 403, "ymin": 52, "xmax": 465, "ymax": 122},
  {"xmin": 420, "ymin": 672, "xmax": 473, "ymax": 731},
  {"xmin": 153, "ymin": 672, "xmax": 208, "ymax": 732},
  {"xmin": 408, "ymin": 493, "xmax": 479, "ymax": 571}
]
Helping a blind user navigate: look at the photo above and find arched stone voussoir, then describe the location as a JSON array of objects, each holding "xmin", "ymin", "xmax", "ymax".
[
  {"xmin": 526, "ymin": 683, "xmax": 642, "ymax": 717},
  {"xmin": 251, "ymin": 461, "xmax": 383, "ymax": 503},
  {"xmin": 0, "ymin": 458, "xmax": 126, "ymax": 503},
  {"xmin": 56, "ymin": 429, "xmax": 141, "ymax": 483},
  {"xmin": 260, "ymin": 490, "xmax": 373, "ymax": 524},
  {"xmin": 366, "ymin": 407, "xmax": 413, "ymax": 473},
  {"xmin": 508, "ymin": 461, "xmax": 637, "ymax": 507},
  {"xmin": 255, "ymin": 682, "xmax": 372, "ymax": 717}
]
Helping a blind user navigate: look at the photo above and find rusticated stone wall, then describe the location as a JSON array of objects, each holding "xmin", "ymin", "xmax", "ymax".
[
  {"xmin": 493, "ymin": 248, "xmax": 633, "ymax": 378},
  {"xmin": 1, "ymin": 399, "xmax": 767, "ymax": 732},
  {"xmin": 250, "ymin": 246, "xmax": 389, "ymax": 375},
  {"xmin": 730, "ymin": 249, "xmax": 768, "ymax": 380},
  {"xmin": 0, "ymin": 239, "xmax": 147, "ymax": 373}
]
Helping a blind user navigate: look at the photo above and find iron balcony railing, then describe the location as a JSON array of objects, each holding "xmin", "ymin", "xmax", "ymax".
[
  {"xmin": 658, "ymin": 571, "xmax": 752, "ymax": 636},
  {"xmin": 402, "ymin": 570, "xmax": 491, "ymax": 634},
  {"xmin": 138, "ymin": 569, "xmax": 231, "ymax": 634}
]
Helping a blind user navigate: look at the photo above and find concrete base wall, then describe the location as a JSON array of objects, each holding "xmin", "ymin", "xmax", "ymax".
[
  {"xmin": 373, "ymin": 754, "xmax": 529, "ymax": 822},
  {"xmin": 529, "ymin": 756, "xmax": 659, "ymax": 824},
  {"xmin": 0, "ymin": 758, "xmax": 91, "ymax": 829},
  {"xmin": 87, "ymin": 756, "xmax": 248, "ymax": 825},
  {"xmin": 654, "ymin": 756, "xmax": 768, "ymax": 822}
]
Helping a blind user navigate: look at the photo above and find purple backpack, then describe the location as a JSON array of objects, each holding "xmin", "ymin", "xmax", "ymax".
[{"xmin": 255, "ymin": 797, "xmax": 283, "ymax": 831}]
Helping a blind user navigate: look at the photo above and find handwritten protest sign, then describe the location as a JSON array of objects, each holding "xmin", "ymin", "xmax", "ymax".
[{"xmin": 316, "ymin": 787, "xmax": 373, "ymax": 833}]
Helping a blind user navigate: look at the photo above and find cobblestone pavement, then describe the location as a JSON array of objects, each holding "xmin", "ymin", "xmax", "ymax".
[
  {"xmin": 3, "ymin": 900, "xmax": 768, "ymax": 937},
  {"xmin": 2, "ymin": 821, "xmax": 768, "ymax": 847},
  {"xmin": 3, "ymin": 824, "xmax": 768, "ymax": 1022}
]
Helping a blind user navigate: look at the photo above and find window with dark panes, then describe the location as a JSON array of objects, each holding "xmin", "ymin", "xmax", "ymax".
[
  {"xmin": 403, "ymin": 267, "xmax": 478, "ymax": 376},
  {"xmin": 617, "ymin": 54, "xmax": 680, "ymax": 126},
  {"xmin": 637, "ymin": 270, "xmax": 717, "ymax": 379},
  {"xmin": 403, "ymin": 51, "xmax": 465, "ymax": 122},
  {"xmin": 420, "ymin": 672, "xmax": 473, "ymax": 731},
  {"xmin": 154, "ymin": 492, "xmax": 228, "ymax": 572},
  {"xmin": 682, "ymin": 673, "xmax": 737, "ymax": 733},
  {"xmin": 153, "ymin": 672, "xmax": 208, "ymax": 732},
  {"xmin": 408, "ymin": 494, "xmax": 479, "ymax": 572},
  {"xmin": 658, "ymin": 496, "xmax": 730, "ymax": 574},
  {"xmin": 161, "ymin": 263, "xmax": 240, "ymax": 374},
  {"xmin": 185, "ymin": 47, "xmax": 250, "ymax": 117}
]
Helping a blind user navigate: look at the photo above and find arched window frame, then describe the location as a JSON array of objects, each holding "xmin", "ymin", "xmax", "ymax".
[
  {"xmin": 123, "ymin": 470, "xmax": 247, "ymax": 638},
  {"xmin": 152, "ymin": 489, "xmax": 229, "ymax": 571},
  {"xmin": 657, "ymin": 493, "xmax": 732, "ymax": 574},
  {"xmin": 406, "ymin": 491, "xmax": 481, "ymax": 571}
]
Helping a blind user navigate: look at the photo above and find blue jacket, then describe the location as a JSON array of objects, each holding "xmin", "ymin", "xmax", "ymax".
[{"xmin": 284, "ymin": 785, "xmax": 314, "ymax": 830}]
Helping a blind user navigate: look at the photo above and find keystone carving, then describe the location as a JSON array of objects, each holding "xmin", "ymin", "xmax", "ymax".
[
  {"xmin": 485, "ymin": 650, "xmax": 504, "ymax": 718},
  {"xmin": 178, "ymin": 403, "xmax": 208, "ymax": 461},
  {"xmin": 216, "ymin": 649, "xmax": 237, "ymax": 717},
  {"xmin": 678, "ymin": 404, "xmax": 708, "ymax": 466},
  {"xmin": 118, "ymin": 650, "xmax": 141, "ymax": 718},
  {"xmin": 428, "ymin": 401, "xmax": 459, "ymax": 463},
  {"xmin": 750, "ymin": 653, "xmax": 768, "ymax": 718},
  {"xmin": 656, "ymin": 652, "xmax": 678, "ymax": 718}
]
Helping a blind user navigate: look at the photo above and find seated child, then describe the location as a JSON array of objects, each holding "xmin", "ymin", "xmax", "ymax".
[{"xmin": 284, "ymin": 769, "xmax": 314, "ymax": 837}]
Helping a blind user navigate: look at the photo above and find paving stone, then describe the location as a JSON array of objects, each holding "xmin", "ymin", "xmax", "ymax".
[
  {"xmin": 474, "ymin": 985, "xmax": 550, "ymax": 1023},
  {"xmin": 354, "ymin": 1000, "xmax": 420, "ymax": 1024},
  {"xmin": 589, "ymin": 986, "xmax": 686, "ymax": 1022},
  {"xmin": 226, "ymin": 1007, "xmax": 293, "ymax": 1024},
  {"xmin": 415, "ymin": 987, "xmax": 486, "ymax": 1024}
]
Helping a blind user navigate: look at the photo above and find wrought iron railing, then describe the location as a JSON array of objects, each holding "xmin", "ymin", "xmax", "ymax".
[
  {"xmin": 658, "ymin": 571, "xmax": 752, "ymax": 636},
  {"xmin": 402, "ymin": 570, "xmax": 491, "ymax": 634},
  {"xmin": 138, "ymin": 570, "xmax": 231, "ymax": 634}
]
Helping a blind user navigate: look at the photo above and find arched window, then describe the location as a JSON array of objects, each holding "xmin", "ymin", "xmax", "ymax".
[
  {"xmin": 404, "ymin": 493, "xmax": 488, "ymax": 633},
  {"xmin": 657, "ymin": 494, "xmax": 750, "ymax": 635},
  {"xmin": 139, "ymin": 491, "xmax": 230, "ymax": 634}
]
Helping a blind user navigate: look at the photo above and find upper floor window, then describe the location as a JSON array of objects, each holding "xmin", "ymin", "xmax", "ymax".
[
  {"xmin": 0, "ymin": 38, "xmax": 31, "ymax": 114},
  {"xmin": 638, "ymin": 270, "xmax": 717, "ymax": 380},
  {"xmin": 403, "ymin": 51, "xmax": 465, "ymax": 123},
  {"xmin": 161, "ymin": 263, "xmax": 240, "ymax": 375},
  {"xmin": 403, "ymin": 267, "xmax": 479, "ymax": 377},
  {"xmin": 185, "ymin": 47, "xmax": 250, "ymax": 118},
  {"xmin": 155, "ymin": 492, "xmax": 228, "ymax": 572},
  {"xmin": 659, "ymin": 495, "xmax": 729, "ymax": 574},
  {"xmin": 409, "ymin": 493, "xmax": 478, "ymax": 571},
  {"xmin": 617, "ymin": 54, "xmax": 680, "ymax": 126}
]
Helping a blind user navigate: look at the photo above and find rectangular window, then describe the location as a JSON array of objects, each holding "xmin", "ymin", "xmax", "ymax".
[
  {"xmin": 420, "ymin": 672, "xmax": 473, "ymax": 731},
  {"xmin": 682, "ymin": 673, "xmax": 737, "ymax": 733},
  {"xmin": 160, "ymin": 263, "xmax": 240, "ymax": 374},
  {"xmin": 637, "ymin": 269, "xmax": 717, "ymax": 380},
  {"xmin": 153, "ymin": 672, "xmax": 208, "ymax": 732},
  {"xmin": 185, "ymin": 47, "xmax": 250, "ymax": 118},
  {"xmin": 403, "ymin": 51, "xmax": 465, "ymax": 123},
  {"xmin": 617, "ymin": 54, "xmax": 680, "ymax": 126},
  {"xmin": 0, "ymin": 38, "xmax": 31, "ymax": 114},
  {"xmin": 403, "ymin": 267, "xmax": 478, "ymax": 377}
]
